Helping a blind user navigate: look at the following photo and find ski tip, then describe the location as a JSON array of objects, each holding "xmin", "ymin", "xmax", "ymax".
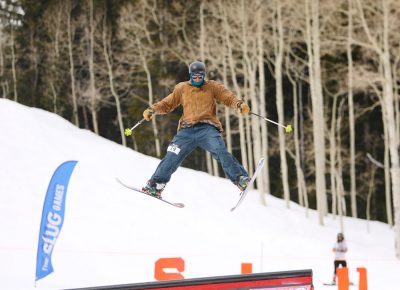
[{"xmin": 175, "ymin": 203, "xmax": 185, "ymax": 208}]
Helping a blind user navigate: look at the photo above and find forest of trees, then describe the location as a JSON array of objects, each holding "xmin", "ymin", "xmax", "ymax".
[{"xmin": 0, "ymin": 0, "xmax": 399, "ymax": 257}]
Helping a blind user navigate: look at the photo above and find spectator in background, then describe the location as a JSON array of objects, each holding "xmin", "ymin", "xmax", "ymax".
[{"xmin": 332, "ymin": 232, "xmax": 348, "ymax": 284}]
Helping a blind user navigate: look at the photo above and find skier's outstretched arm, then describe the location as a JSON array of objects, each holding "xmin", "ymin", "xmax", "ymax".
[{"xmin": 143, "ymin": 85, "xmax": 182, "ymax": 121}]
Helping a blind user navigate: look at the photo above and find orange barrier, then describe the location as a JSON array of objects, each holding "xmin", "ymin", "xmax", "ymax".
[
  {"xmin": 154, "ymin": 257, "xmax": 185, "ymax": 281},
  {"xmin": 241, "ymin": 263, "xmax": 253, "ymax": 274},
  {"xmin": 337, "ymin": 267, "xmax": 349, "ymax": 290},
  {"xmin": 357, "ymin": 267, "xmax": 368, "ymax": 290},
  {"xmin": 337, "ymin": 266, "xmax": 368, "ymax": 290}
]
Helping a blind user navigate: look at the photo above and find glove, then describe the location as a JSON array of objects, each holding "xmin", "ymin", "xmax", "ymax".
[
  {"xmin": 238, "ymin": 103, "xmax": 250, "ymax": 115},
  {"xmin": 143, "ymin": 108, "xmax": 154, "ymax": 121}
]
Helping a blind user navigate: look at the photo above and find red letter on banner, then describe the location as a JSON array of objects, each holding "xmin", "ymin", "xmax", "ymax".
[{"xmin": 154, "ymin": 257, "xmax": 185, "ymax": 281}]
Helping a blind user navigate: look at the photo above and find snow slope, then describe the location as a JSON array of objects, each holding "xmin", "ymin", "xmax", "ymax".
[{"xmin": 0, "ymin": 99, "xmax": 399, "ymax": 289}]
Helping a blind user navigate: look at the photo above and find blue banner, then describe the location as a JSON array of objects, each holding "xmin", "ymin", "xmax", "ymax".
[{"xmin": 35, "ymin": 160, "xmax": 78, "ymax": 281}]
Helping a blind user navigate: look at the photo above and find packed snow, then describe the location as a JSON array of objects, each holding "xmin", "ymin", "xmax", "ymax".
[{"xmin": 0, "ymin": 99, "xmax": 399, "ymax": 289}]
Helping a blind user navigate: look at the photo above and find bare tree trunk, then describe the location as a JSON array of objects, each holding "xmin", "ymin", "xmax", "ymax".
[
  {"xmin": 329, "ymin": 93, "xmax": 339, "ymax": 217},
  {"xmin": 305, "ymin": 0, "xmax": 327, "ymax": 225},
  {"xmin": 222, "ymin": 55, "xmax": 232, "ymax": 153},
  {"xmin": 29, "ymin": 29, "xmax": 39, "ymax": 107},
  {"xmin": 257, "ymin": 0, "xmax": 270, "ymax": 198},
  {"xmin": 336, "ymin": 98, "xmax": 347, "ymax": 232},
  {"xmin": 366, "ymin": 83, "xmax": 393, "ymax": 228},
  {"xmin": 366, "ymin": 164, "xmax": 377, "ymax": 233},
  {"xmin": 249, "ymin": 68, "xmax": 262, "ymax": 183},
  {"xmin": 335, "ymin": 170, "xmax": 345, "ymax": 233},
  {"xmin": 102, "ymin": 7, "xmax": 126, "ymax": 147},
  {"xmin": 239, "ymin": 14, "xmax": 252, "ymax": 175},
  {"xmin": 287, "ymin": 65, "xmax": 309, "ymax": 214},
  {"xmin": 50, "ymin": 82, "xmax": 57, "ymax": 113},
  {"xmin": 274, "ymin": 0, "xmax": 290, "ymax": 208},
  {"xmin": 67, "ymin": 0, "xmax": 79, "ymax": 126},
  {"xmin": 136, "ymin": 38, "xmax": 161, "ymax": 157},
  {"xmin": 382, "ymin": 110, "xmax": 393, "ymax": 226},
  {"xmin": 393, "ymin": 58, "xmax": 400, "ymax": 151},
  {"xmin": 10, "ymin": 27, "xmax": 17, "ymax": 101},
  {"xmin": 0, "ymin": 23, "xmax": 8, "ymax": 99},
  {"xmin": 49, "ymin": 3, "xmax": 63, "ymax": 114},
  {"xmin": 2, "ymin": 82, "xmax": 8, "ymax": 98},
  {"xmin": 88, "ymin": 0, "xmax": 99, "ymax": 134},
  {"xmin": 245, "ymin": 2, "xmax": 263, "ymax": 193},
  {"xmin": 200, "ymin": 0, "xmax": 215, "ymax": 176},
  {"xmin": 337, "ymin": 99, "xmax": 347, "ymax": 215},
  {"xmin": 0, "ymin": 34, "xmax": 7, "ymax": 99},
  {"xmin": 221, "ymin": 3, "xmax": 248, "ymax": 171},
  {"xmin": 347, "ymin": 0, "xmax": 358, "ymax": 218},
  {"xmin": 82, "ymin": 105, "xmax": 89, "ymax": 129},
  {"xmin": 0, "ymin": 33, "xmax": 3, "ymax": 77},
  {"xmin": 244, "ymin": 77, "xmax": 254, "ymax": 175},
  {"xmin": 54, "ymin": 4, "xmax": 61, "ymax": 59},
  {"xmin": 240, "ymin": 0, "xmax": 256, "ymax": 176},
  {"xmin": 381, "ymin": 2, "xmax": 400, "ymax": 257},
  {"xmin": 0, "ymin": 32, "xmax": 8, "ymax": 99},
  {"xmin": 296, "ymin": 89, "xmax": 309, "ymax": 213},
  {"xmin": 0, "ymin": 34, "xmax": 5, "ymax": 98}
]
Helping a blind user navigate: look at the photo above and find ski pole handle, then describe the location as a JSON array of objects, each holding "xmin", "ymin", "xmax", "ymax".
[
  {"xmin": 124, "ymin": 118, "xmax": 145, "ymax": 136},
  {"xmin": 250, "ymin": 112, "xmax": 293, "ymax": 133}
]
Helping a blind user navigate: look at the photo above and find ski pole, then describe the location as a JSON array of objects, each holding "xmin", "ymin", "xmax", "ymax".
[
  {"xmin": 250, "ymin": 112, "xmax": 293, "ymax": 133},
  {"xmin": 124, "ymin": 118, "xmax": 145, "ymax": 136}
]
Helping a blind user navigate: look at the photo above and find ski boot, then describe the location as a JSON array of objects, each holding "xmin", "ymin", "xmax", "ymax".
[
  {"xmin": 142, "ymin": 180, "xmax": 166, "ymax": 199},
  {"xmin": 236, "ymin": 176, "xmax": 251, "ymax": 192}
]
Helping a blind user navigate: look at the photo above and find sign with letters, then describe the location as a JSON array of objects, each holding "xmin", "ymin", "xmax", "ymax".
[{"xmin": 35, "ymin": 160, "xmax": 78, "ymax": 282}]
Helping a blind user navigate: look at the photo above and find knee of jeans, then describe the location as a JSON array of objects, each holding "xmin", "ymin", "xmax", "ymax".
[{"xmin": 206, "ymin": 137, "xmax": 226, "ymax": 152}]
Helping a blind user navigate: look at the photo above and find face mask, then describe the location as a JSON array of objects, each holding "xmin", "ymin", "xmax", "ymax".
[{"xmin": 190, "ymin": 72, "xmax": 205, "ymax": 87}]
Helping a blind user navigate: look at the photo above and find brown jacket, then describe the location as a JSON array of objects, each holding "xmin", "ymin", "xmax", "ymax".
[{"xmin": 151, "ymin": 80, "xmax": 244, "ymax": 131}]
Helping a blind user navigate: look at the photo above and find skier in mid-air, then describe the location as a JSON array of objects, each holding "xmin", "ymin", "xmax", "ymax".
[{"xmin": 141, "ymin": 60, "xmax": 251, "ymax": 198}]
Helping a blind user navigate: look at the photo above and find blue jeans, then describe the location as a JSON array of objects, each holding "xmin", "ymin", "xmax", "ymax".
[{"xmin": 151, "ymin": 123, "xmax": 248, "ymax": 184}]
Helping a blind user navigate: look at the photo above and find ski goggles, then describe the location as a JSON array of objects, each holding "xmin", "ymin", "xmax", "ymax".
[{"xmin": 190, "ymin": 71, "xmax": 205, "ymax": 80}]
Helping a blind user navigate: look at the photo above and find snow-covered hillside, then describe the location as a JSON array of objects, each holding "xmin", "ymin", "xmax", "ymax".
[{"xmin": 0, "ymin": 99, "xmax": 399, "ymax": 290}]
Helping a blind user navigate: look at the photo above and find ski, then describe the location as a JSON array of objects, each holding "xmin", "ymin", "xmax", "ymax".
[
  {"xmin": 231, "ymin": 157, "xmax": 265, "ymax": 212},
  {"xmin": 116, "ymin": 178, "xmax": 185, "ymax": 208},
  {"xmin": 323, "ymin": 282, "xmax": 356, "ymax": 286}
]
